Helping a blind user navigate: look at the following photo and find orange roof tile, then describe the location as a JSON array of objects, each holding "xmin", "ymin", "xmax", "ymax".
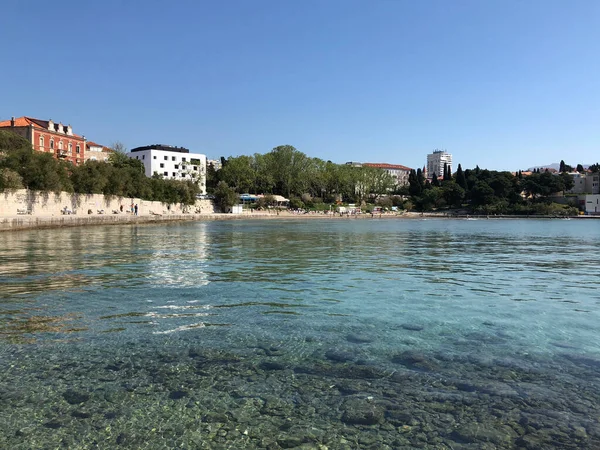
[
  {"xmin": 0, "ymin": 117, "xmax": 37, "ymax": 127},
  {"xmin": 363, "ymin": 162, "xmax": 412, "ymax": 171},
  {"xmin": 0, "ymin": 116, "xmax": 84, "ymax": 138}
]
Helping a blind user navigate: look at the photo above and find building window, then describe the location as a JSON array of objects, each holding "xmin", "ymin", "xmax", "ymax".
[
  {"xmin": 136, "ymin": 156, "xmax": 139, "ymax": 159},
  {"xmin": 59, "ymin": 141, "xmax": 63, "ymax": 150},
  {"xmin": 182, "ymin": 157, "xmax": 186, "ymax": 162},
  {"xmin": 174, "ymin": 164, "xmax": 179, "ymax": 169},
  {"xmin": 142, "ymin": 155, "xmax": 145, "ymax": 160},
  {"xmin": 69, "ymin": 143, "xmax": 72, "ymax": 153},
  {"xmin": 160, "ymin": 163, "xmax": 164, "ymax": 168},
  {"xmin": 193, "ymin": 166, "xmax": 197, "ymax": 171},
  {"xmin": 164, "ymin": 156, "xmax": 168, "ymax": 160},
  {"xmin": 164, "ymin": 172, "xmax": 168, "ymax": 176},
  {"xmin": 172, "ymin": 156, "xmax": 176, "ymax": 161},
  {"xmin": 172, "ymin": 172, "xmax": 176, "ymax": 177},
  {"xmin": 181, "ymin": 174, "xmax": 186, "ymax": 177},
  {"xmin": 76, "ymin": 145, "xmax": 80, "ymax": 154},
  {"xmin": 39, "ymin": 136, "xmax": 44, "ymax": 148},
  {"xmin": 182, "ymin": 166, "xmax": 186, "ymax": 170},
  {"xmin": 153, "ymin": 156, "xmax": 157, "ymax": 160},
  {"xmin": 50, "ymin": 139, "xmax": 54, "ymax": 150}
]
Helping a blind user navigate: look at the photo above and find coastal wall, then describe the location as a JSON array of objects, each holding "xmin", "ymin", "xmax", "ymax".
[{"xmin": 0, "ymin": 189, "xmax": 215, "ymax": 218}]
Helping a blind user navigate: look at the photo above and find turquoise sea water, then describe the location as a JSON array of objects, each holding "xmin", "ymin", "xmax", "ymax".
[{"xmin": 1, "ymin": 218, "xmax": 599, "ymax": 449}]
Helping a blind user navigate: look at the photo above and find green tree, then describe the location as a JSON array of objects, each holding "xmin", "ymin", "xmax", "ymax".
[
  {"xmin": 455, "ymin": 164, "xmax": 466, "ymax": 189},
  {"xmin": 253, "ymin": 153, "xmax": 275, "ymax": 194},
  {"xmin": 219, "ymin": 155, "xmax": 256, "ymax": 193},
  {"xmin": 408, "ymin": 169, "xmax": 421, "ymax": 196},
  {"xmin": 443, "ymin": 163, "xmax": 451, "ymax": 181},
  {"xmin": 559, "ymin": 172, "xmax": 574, "ymax": 191},
  {"xmin": 441, "ymin": 181, "xmax": 465, "ymax": 207},
  {"xmin": 470, "ymin": 181, "xmax": 495, "ymax": 207},
  {"xmin": 70, "ymin": 160, "xmax": 111, "ymax": 194},
  {"xmin": 0, "ymin": 168, "xmax": 23, "ymax": 190},
  {"xmin": 213, "ymin": 181, "xmax": 238, "ymax": 212},
  {"xmin": 3, "ymin": 148, "xmax": 73, "ymax": 193},
  {"xmin": 418, "ymin": 187, "xmax": 443, "ymax": 210},
  {"xmin": 206, "ymin": 161, "xmax": 219, "ymax": 192}
]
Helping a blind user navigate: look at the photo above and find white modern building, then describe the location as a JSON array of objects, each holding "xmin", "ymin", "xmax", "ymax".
[
  {"xmin": 426, "ymin": 150, "xmax": 452, "ymax": 178},
  {"xmin": 128, "ymin": 144, "xmax": 207, "ymax": 194},
  {"xmin": 582, "ymin": 194, "xmax": 600, "ymax": 215}
]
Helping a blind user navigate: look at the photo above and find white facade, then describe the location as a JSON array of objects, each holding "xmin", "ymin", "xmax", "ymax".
[
  {"xmin": 582, "ymin": 194, "xmax": 600, "ymax": 215},
  {"xmin": 426, "ymin": 150, "xmax": 452, "ymax": 178},
  {"xmin": 85, "ymin": 142, "xmax": 111, "ymax": 163},
  {"xmin": 566, "ymin": 172, "xmax": 600, "ymax": 195},
  {"xmin": 128, "ymin": 145, "xmax": 207, "ymax": 194},
  {"xmin": 362, "ymin": 163, "xmax": 412, "ymax": 186},
  {"xmin": 207, "ymin": 159, "xmax": 222, "ymax": 171}
]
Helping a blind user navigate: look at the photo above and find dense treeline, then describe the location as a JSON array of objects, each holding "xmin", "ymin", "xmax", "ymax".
[
  {"xmin": 213, "ymin": 145, "xmax": 584, "ymax": 215},
  {"xmin": 405, "ymin": 164, "xmax": 577, "ymax": 215},
  {"xmin": 210, "ymin": 145, "xmax": 583, "ymax": 214},
  {"xmin": 209, "ymin": 145, "xmax": 396, "ymax": 206},
  {"xmin": 0, "ymin": 130, "xmax": 200, "ymax": 204}
]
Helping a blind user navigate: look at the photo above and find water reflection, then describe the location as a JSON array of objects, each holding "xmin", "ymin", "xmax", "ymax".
[{"xmin": 0, "ymin": 223, "xmax": 212, "ymax": 297}]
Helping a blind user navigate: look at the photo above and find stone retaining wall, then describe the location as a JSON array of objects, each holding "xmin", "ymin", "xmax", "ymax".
[{"xmin": 0, "ymin": 189, "xmax": 214, "ymax": 218}]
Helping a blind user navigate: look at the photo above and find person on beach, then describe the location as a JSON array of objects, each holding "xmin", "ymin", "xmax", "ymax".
[
  {"xmin": 120, "ymin": 205, "xmax": 123, "ymax": 213},
  {"xmin": 131, "ymin": 202, "xmax": 134, "ymax": 213},
  {"xmin": 134, "ymin": 204, "xmax": 138, "ymax": 215}
]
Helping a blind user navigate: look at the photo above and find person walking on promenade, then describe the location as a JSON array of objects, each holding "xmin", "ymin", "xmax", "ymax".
[{"xmin": 134, "ymin": 204, "xmax": 138, "ymax": 216}]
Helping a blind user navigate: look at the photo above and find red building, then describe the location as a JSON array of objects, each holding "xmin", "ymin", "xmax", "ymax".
[{"xmin": 0, "ymin": 116, "xmax": 86, "ymax": 165}]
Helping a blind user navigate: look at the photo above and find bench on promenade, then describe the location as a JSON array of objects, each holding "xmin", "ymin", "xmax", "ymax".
[{"xmin": 17, "ymin": 208, "xmax": 32, "ymax": 215}]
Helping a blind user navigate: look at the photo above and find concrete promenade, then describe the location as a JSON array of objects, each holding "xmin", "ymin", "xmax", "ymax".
[
  {"xmin": 0, "ymin": 210, "xmax": 399, "ymax": 232},
  {"xmin": 0, "ymin": 210, "xmax": 327, "ymax": 232},
  {"xmin": 1, "ymin": 208, "xmax": 593, "ymax": 232}
]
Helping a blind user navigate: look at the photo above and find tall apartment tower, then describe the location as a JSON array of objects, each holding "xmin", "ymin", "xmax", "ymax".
[{"xmin": 426, "ymin": 150, "xmax": 452, "ymax": 178}]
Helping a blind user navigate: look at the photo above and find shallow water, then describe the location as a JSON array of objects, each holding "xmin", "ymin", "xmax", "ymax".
[{"xmin": 1, "ymin": 218, "xmax": 599, "ymax": 449}]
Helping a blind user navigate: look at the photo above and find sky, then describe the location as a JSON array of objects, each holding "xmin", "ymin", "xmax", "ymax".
[{"xmin": 2, "ymin": 0, "xmax": 599, "ymax": 171}]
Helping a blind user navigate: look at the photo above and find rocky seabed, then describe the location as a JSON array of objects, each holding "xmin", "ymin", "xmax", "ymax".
[{"xmin": 1, "ymin": 337, "xmax": 599, "ymax": 450}]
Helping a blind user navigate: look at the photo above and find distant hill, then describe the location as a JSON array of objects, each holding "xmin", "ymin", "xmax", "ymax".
[{"xmin": 526, "ymin": 163, "xmax": 592, "ymax": 171}]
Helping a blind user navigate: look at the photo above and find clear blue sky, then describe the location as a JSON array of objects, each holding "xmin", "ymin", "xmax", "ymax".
[{"xmin": 2, "ymin": 0, "xmax": 599, "ymax": 171}]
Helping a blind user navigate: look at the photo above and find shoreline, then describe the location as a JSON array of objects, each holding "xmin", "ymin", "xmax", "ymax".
[{"xmin": 0, "ymin": 210, "xmax": 594, "ymax": 232}]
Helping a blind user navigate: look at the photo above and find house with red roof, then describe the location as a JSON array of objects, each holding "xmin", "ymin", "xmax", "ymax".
[
  {"xmin": 0, "ymin": 116, "xmax": 86, "ymax": 165},
  {"xmin": 85, "ymin": 141, "xmax": 112, "ymax": 163},
  {"xmin": 362, "ymin": 162, "xmax": 413, "ymax": 186}
]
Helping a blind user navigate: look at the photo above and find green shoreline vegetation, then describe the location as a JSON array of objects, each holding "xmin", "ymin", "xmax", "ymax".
[
  {"xmin": 0, "ymin": 130, "xmax": 587, "ymax": 216},
  {"xmin": 211, "ymin": 145, "xmax": 581, "ymax": 216},
  {"xmin": 0, "ymin": 131, "xmax": 200, "ymax": 205}
]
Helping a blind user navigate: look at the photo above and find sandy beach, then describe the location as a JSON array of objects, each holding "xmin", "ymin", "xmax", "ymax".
[{"xmin": 0, "ymin": 210, "xmax": 429, "ymax": 232}]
